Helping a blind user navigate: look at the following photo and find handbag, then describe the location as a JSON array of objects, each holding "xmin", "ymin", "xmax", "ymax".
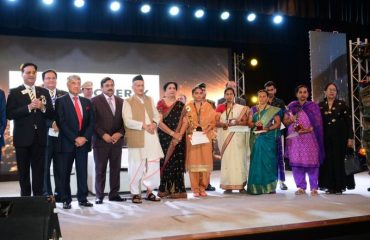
[{"xmin": 344, "ymin": 148, "xmax": 362, "ymax": 175}]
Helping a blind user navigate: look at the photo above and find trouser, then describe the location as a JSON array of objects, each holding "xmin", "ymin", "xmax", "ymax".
[
  {"xmin": 128, "ymin": 157, "xmax": 160, "ymax": 195},
  {"xmin": 189, "ymin": 172, "xmax": 210, "ymax": 194},
  {"xmin": 292, "ymin": 166, "xmax": 319, "ymax": 191}
]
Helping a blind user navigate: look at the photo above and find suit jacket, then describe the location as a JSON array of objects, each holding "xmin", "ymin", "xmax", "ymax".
[
  {"xmin": 0, "ymin": 89, "xmax": 6, "ymax": 147},
  {"xmin": 55, "ymin": 94, "xmax": 94, "ymax": 153},
  {"xmin": 91, "ymin": 94, "xmax": 124, "ymax": 148},
  {"xmin": 217, "ymin": 97, "xmax": 247, "ymax": 106},
  {"xmin": 6, "ymin": 85, "xmax": 53, "ymax": 147}
]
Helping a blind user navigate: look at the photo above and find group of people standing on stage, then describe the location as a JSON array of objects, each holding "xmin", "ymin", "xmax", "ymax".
[{"xmin": 1, "ymin": 62, "xmax": 364, "ymax": 210}]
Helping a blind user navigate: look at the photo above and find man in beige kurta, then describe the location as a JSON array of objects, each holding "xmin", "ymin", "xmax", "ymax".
[{"xmin": 122, "ymin": 75, "xmax": 164, "ymax": 203}]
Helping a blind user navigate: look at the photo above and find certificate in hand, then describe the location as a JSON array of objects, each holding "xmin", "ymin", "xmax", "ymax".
[
  {"xmin": 190, "ymin": 131, "xmax": 210, "ymax": 145},
  {"xmin": 48, "ymin": 128, "xmax": 59, "ymax": 137}
]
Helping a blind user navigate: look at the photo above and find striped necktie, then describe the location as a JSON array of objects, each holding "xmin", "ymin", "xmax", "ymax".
[{"xmin": 28, "ymin": 87, "xmax": 36, "ymax": 101}]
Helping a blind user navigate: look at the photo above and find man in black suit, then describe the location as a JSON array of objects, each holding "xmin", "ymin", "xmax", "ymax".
[
  {"xmin": 6, "ymin": 63, "xmax": 53, "ymax": 196},
  {"xmin": 42, "ymin": 69, "xmax": 68, "ymax": 201},
  {"xmin": 91, "ymin": 77, "xmax": 125, "ymax": 204},
  {"xmin": 55, "ymin": 75, "xmax": 94, "ymax": 209}
]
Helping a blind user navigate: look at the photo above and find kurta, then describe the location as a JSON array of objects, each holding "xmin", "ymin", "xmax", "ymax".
[
  {"xmin": 216, "ymin": 104, "xmax": 250, "ymax": 190},
  {"xmin": 123, "ymin": 95, "xmax": 164, "ymax": 194}
]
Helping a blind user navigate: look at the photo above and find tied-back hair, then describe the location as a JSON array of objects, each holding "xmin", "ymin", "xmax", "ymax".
[
  {"xmin": 163, "ymin": 81, "xmax": 178, "ymax": 91},
  {"xmin": 224, "ymin": 87, "xmax": 235, "ymax": 96},
  {"xmin": 192, "ymin": 85, "xmax": 203, "ymax": 94},
  {"xmin": 257, "ymin": 89, "xmax": 268, "ymax": 96},
  {"xmin": 295, "ymin": 84, "xmax": 308, "ymax": 94}
]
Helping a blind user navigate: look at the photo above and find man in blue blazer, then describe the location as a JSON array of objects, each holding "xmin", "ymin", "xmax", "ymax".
[{"xmin": 55, "ymin": 75, "xmax": 94, "ymax": 209}]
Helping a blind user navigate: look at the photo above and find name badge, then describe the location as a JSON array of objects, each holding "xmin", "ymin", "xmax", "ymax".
[{"xmin": 21, "ymin": 89, "xmax": 29, "ymax": 95}]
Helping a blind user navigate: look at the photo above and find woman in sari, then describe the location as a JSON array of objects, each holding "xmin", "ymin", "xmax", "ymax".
[
  {"xmin": 247, "ymin": 90, "xmax": 281, "ymax": 195},
  {"xmin": 180, "ymin": 86, "xmax": 216, "ymax": 197},
  {"xmin": 157, "ymin": 82, "xmax": 187, "ymax": 198},
  {"xmin": 216, "ymin": 87, "xmax": 250, "ymax": 193}
]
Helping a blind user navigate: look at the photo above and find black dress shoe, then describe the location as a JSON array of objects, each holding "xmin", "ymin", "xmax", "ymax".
[
  {"xmin": 280, "ymin": 182, "xmax": 288, "ymax": 190},
  {"xmin": 109, "ymin": 195, "xmax": 127, "ymax": 202},
  {"xmin": 206, "ymin": 184, "xmax": 216, "ymax": 191},
  {"xmin": 63, "ymin": 202, "xmax": 71, "ymax": 209},
  {"xmin": 368, "ymin": 187, "xmax": 370, "ymax": 192},
  {"xmin": 78, "ymin": 201, "xmax": 93, "ymax": 207},
  {"xmin": 95, "ymin": 198, "xmax": 103, "ymax": 204}
]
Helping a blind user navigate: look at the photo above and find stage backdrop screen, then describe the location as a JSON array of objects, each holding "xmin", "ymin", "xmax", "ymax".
[
  {"xmin": 309, "ymin": 31, "xmax": 349, "ymax": 103},
  {"xmin": 0, "ymin": 35, "xmax": 229, "ymax": 179}
]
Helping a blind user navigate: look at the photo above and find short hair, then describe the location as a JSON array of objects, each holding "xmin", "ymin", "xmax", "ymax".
[
  {"xmin": 101, "ymin": 77, "xmax": 114, "ymax": 87},
  {"xmin": 163, "ymin": 82, "xmax": 178, "ymax": 91},
  {"xmin": 132, "ymin": 75, "xmax": 144, "ymax": 82},
  {"xmin": 264, "ymin": 81, "xmax": 276, "ymax": 88},
  {"xmin": 257, "ymin": 89, "xmax": 269, "ymax": 96},
  {"xmin": 224, "ymin": 87, "xmax": 235, "ymax": 96},
  {"xmin": 42, "ymin": 69, "xmax": 57, "ymax": 80},
  {"xmin": 67, "ymin": 75, "xmax": 81, "ymax": 84},
  {"xmin": 295, "ymin": 84, "xmax": 308, "ymax": 94},
  {"xmin": 192, "ymin": 86, "xmax": 203, "ymax": 94},
  {"xmin": 20, "ymin": 62, "xmax": 37, "ymax": 73},
  {"xmin": 324, "ymin": 82, "xmax": 338, "ymax": 91}
]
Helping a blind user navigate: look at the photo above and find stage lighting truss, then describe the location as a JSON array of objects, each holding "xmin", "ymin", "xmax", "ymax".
[
  {"xmin": 233, "ymin": 52, "xmax": 246, "ymax": 98},
  {"xmin": 349, "ymin": 38, "xmax": 369, "ymax": 150}
]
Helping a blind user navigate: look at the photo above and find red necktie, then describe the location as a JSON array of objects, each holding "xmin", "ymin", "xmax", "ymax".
[{"xmin": 73, "ymin": 96, "xmax": 83, "ymax": 130}]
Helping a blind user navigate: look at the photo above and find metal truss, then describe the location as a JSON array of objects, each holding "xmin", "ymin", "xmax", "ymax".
[
  {"xmin": 233, "ymin": 52, "xmax": 246, "ymax": 97},
  {"xmin": 349, "ymin": 38, "xmax": 369, "ymax": 150}
]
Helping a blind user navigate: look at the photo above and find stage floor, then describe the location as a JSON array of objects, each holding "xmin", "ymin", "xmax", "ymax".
[{"xmin": 1, "ymin": 171, "xmax": 370, "ymax": 240}]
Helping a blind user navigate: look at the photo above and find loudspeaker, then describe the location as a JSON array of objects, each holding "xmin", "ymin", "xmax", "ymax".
[{"xmin": 0, "ymin": 196, "xmax": 62, "ymax": 240}]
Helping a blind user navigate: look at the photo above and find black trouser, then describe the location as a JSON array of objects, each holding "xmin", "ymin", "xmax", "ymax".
[
  {"xmin": 43, "ymin": 136, "xmax": 62, "ymax": 197},
  {"xmin": 15, "ymin": 132, "xmax": 45, "ymax": 196},
  {"xmin": 59, "ymin": 148, "xmax": 88, "ymax": 203}
]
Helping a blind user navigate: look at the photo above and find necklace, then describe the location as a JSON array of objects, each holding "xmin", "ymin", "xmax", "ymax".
[{"xmin": 193, "ymin": 102, "xmax": 203, "ymax": 131}]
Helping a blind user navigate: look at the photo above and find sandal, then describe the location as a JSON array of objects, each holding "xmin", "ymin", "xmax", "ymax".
[
  {"xmin": 132, "ymin": 194, "xmax": 142, "ymax": 204},
  {"xmin": 145, "ymin": 193, "xmax": 160, "ymax": 202},
  {"xmin": 295, "ymin": 188, "xmax": 306, "ymax": 195}
]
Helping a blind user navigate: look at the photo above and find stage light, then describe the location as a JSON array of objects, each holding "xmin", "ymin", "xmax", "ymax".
[
  {"xmin": 273, "ymin": 14, "xmax": 283, "ymax": 24},
  {"xmin": 358, "ymin": 147, "xmax": 366, "ymax": 157},
  {"xmin": 220, "ymin": 11, "xmax": 230, "ymax": 21},
  {"xmin": 250, "ymin": 58, "xmax": 258, "ymax": 67},
  {"xmin": 74, "ymin": 0, "xmax": 85, "ymax": 8},
  {"xmin": 251, "ymin": 96, "xmax": 258, "ymax": 104},
  {"xmin": 140, "ymin": 4, "xmax": 151, "ymax": 14},
  {"xmin": 110, "ymin": 1, "xmax": 121, "ymax": 12},
  {"xmin": 247, "ymin": 13, "xmax": 256, "ymax": 22},
  {"xmin": 169, "ymin": 6, "xmax": 180, "ymax": 16},
  {"xmin": 42, "ymin": 0, "xmax": 54, "ymax": 5},
  {"xmin": 194, "ymin": 9, "xmax": 205, "ymax": 19},
  {"xmin": 8, "ymin": 0, "xmax": 17, "ymax": 2}
]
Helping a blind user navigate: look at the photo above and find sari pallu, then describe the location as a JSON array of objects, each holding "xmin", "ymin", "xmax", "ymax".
[
  {"xmin": 157, "ymin": 100, "xmax": 187, "ymax": 198},
  {"xmin": 247, "ymin": 106, "xmax": 280, "ymax": 195},
  {"xmin": 217, "ymin": 104, "xmax": 250, "ymax": 190}
]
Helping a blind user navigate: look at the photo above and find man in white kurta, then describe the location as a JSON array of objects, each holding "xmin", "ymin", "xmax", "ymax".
[{"xmin": 122, "ymin": 75, "xmax": 164, "ymax": 203}]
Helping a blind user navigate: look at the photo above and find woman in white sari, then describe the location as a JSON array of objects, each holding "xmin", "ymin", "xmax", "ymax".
[{"xmin": 216, "ymin": 87, "xmax": 250, "ymax": 193}]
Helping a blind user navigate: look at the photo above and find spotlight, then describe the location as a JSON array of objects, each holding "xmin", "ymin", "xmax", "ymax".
[
  {"xmin": 247, "ymin": 13, "xmax": 256, "ymax": 22},
  {"xmin": 273, "ymin": 14, "xmax": 283, "ymax": 24},
  {"xmin": 140, "ymin": 4, "xmax": 151, "ymax": 14},
  {"xmin": 251, "ymin": 96, "xmax": 258, "ymax": 104},
  {"xmin": 194, "ymin": 9, "xmax": 205, "ymax": 19},
  {"xmin": 250, "ymin": 58, "xmax": 258, "ymax": 67},
  {"xmin": 8, "ymin": 0, "xmax": 17, "ymax": 2},
  {"xmin": 42, "ymin": 0, "xmax": 54, "ymax": 5},
  {"xmin": 358, "ymin": 147, "xmax": 366, "ymax": 157},
  {"xmin": 220, "ymin": 11, "xmax": 230, "ymax": 20},
  {"xmin": 74, "ymin": 0, "xmax": 85, "ymax": 8},
  {"xmin": 169, "ymin": 6, "xmax": 180, "ymax": 16},
  {"xmin": 110, "ymin": 1, "xmax": 121, "ymax": 12}
]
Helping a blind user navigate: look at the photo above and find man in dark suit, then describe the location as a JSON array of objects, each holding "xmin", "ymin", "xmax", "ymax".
[
  {"xmin": 91, "ymin": 77, "xmax": 125, "ymax": 204},
  {"xmin": 55, "ymin": 75, "xmax": 94, "ymax": 209},
  {"xmin": 0, "ymin": 89, "xmax": 6, "ymax": 161},
  {"xmin": 42, "ymin": 69, "xmax": 68, "ymax": 201},
  {"xmin": 6, "ymin": 62, "xmax": 53, "ymax": 196}
]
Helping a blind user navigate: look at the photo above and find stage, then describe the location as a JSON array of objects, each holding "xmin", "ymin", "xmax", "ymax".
[{"xmin": 1, "ymin": 171, "xmax": 370, "ymax": 239}]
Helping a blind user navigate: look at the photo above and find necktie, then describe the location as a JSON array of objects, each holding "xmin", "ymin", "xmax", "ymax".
[
  {"xmin": 29, "ymin": 87, "xmax": 35, "ymax": 101},
  {"xmin": 108, "ymin": 97, "xmax": 115, "ymax": 116},
  {"xmin": 50, "ymin": 90, "xmax": 56, "ymax": 106},
  {"xmin": 73, "ymin": 96, "xmax": 83, "ymax": 130}
]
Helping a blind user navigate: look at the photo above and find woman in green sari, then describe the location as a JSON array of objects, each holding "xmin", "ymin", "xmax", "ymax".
[{"xmin": 247, "ymin": 90, "xmax": 281, "ymax": 195}]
